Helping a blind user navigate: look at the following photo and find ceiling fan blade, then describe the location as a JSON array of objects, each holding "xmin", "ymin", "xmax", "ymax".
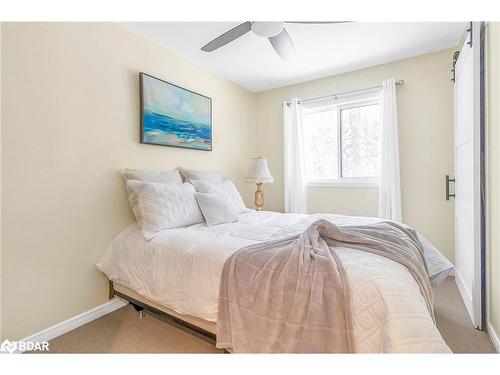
[
  {"xmin": 285, "ymin": 21, "xmax": 352, "ymax": 24},
  {"xmin": 201, "ymin": 22, "xmax": 252, "ymax": 52},
  {"xmin": 268, "ymin": 28, "xmax": 296, "ymax": 60}
]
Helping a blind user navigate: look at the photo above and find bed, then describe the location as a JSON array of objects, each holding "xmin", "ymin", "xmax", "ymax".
[{"xmin": 97, "ymin": 209, "xmax": 453, "ymax": 353}]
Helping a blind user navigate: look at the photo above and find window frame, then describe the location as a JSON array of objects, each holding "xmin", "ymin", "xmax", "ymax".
[{"xmin": 304, "ymin": 96, "xmax": 381, "ymax": 188}]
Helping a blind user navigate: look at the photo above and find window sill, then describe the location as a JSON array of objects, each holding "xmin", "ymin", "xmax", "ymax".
[{"xmin": 306, "ymin": 179, "xmax": 379, "ymax": 188}]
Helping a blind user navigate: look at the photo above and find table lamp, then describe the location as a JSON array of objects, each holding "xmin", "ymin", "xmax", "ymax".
[{"xmin": 246, "ymin": 157, "xmax": 274, "ymax": 211}]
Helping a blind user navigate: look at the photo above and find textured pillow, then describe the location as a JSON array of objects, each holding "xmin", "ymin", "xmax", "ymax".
[
  {"xmin": 126, "ymin": 181, "xmax": 204, "ymax": 240},
  {"xmin": 121, "ymin": 168, "xmax": 183, "ymax": 183},
  {"xmin": 190, "ymin": 180, "xmax": 247, "ymax": 213},
  {"xmin": 180, "ymin": 168, "xmax": 225, "ymax": 182},
  {"xmin": 195, "ymin": 192, "xmax": 239, "ymax": 226},
  {"xmin": 122, "ymin": 169, "xmax": 183, "ymax": 221}
]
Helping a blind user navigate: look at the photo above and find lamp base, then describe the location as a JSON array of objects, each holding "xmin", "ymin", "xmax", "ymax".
[{"xmin": 255, "ymin": 183, "xmax": 264, "ymax": 211}]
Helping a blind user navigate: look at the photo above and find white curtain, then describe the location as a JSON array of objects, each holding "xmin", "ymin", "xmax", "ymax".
[
  {"xmin": 283, "ymin": 99, "xmax": 308, "ymax": 214},
  {"xmin": 378, "ymin": 78, "xmax": 402, "ymax": 221}
]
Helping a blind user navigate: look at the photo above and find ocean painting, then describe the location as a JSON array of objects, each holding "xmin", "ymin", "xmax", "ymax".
[{"xmin": 140, "ymin": 73, "xmax": 212, "ymax": 151}]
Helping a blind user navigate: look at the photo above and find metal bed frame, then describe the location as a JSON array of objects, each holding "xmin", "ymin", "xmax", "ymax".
[{"xmin": 109, "ymin": 281, "xmax": 217, "ymax": 341}]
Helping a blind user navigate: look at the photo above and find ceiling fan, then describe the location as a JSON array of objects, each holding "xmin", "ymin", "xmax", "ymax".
[{"xmin": 201, "ymin": 21, "xmax": 348, "ymax": 60}]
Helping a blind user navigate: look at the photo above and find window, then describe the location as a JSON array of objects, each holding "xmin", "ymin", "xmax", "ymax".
[{"xmin": 303, "ymin": 96, "xmax": 381, "ymax": 186}]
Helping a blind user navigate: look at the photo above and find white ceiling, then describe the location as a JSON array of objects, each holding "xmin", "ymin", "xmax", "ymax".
[{"xmin": 120, "ymin": 22, "xmax": 466, "ymax": 92}]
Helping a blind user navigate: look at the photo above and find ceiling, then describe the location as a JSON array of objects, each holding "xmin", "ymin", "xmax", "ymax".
[{"xmin": 120, "ymin": 22, "xmax": 466, "ymax": 92}]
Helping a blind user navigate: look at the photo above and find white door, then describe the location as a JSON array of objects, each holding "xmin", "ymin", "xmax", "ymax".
[{"xmin": 454, "ymin": 22, "xmax": 482, "ymax": 329}]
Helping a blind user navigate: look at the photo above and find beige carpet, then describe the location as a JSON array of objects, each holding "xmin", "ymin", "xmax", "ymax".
[
  {"xmin": 434, "ymin": 277, "xmax": 495, "ymax": 353},
  {"xmin": 44, "ymin": 277, "xmax": 495, "ymax": 353},
  {"xmin": 46, "ymin": 305, "xmax": 223, "ymax": 353}
]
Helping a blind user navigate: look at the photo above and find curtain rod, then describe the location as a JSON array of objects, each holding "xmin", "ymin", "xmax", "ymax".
[{"xmin": 285, "ymin": 79, "xmax": 404, "ymax": 106}]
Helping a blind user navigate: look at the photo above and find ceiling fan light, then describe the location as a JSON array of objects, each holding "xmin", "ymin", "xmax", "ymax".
[{"xmin": 251, "ymin": 22, "xmax": 284, "ymax": 37}]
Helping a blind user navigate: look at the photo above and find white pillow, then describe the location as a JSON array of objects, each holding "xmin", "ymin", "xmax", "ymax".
[
  {"xmin": 180, "ymin": 168, "xmax": 225, "ymax": 182},
  {"xmin": 126, "ymin": 181, "xmax": 204, "ymax": 240},
  {"xmin": 121, "ymin": 168, "xmax": 183, "ymax": 183},
  {"xmin": 190, "ymin": 180, "xmax": 247, "ymax": 213},
  {"xmin": 122, "ymin": 169, "xmax": 183, "ymax": 221},
  {"xmin": 195, "ymin": 192, "xmax": 239, "ymax": 226}
]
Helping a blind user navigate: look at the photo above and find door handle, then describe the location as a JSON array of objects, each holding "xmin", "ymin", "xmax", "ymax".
[{"xmin": 446, "ymin": 175, "xmax": 455, "ymax": 200}]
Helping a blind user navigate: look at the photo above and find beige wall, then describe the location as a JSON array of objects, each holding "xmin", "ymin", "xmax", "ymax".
[
  {"xmin": 255, "ymin": 49, "xmax": 456, "ymax": 262},
  {"xmin": 487, "ymin": 21, "xmax": 500, "ymax": 348},
  {"xmin": 0, "ymin": 23, "xmax": 257, "ymax": 340}
]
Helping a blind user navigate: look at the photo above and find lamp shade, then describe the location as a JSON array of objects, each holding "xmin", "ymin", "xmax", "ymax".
[{"xmin": 246, "ymin": 158, "xmax": 274, "ymax": 184}]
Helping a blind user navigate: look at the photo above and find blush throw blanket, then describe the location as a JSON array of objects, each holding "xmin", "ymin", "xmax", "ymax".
[{"xmin": 216, "ymin": 219, "xmax": 433, "ymax": 353}]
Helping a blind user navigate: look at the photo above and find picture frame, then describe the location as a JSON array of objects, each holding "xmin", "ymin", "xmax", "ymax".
[{"xmin": 139, "ymin": 72, "xmax": 213, "ymax": 151}]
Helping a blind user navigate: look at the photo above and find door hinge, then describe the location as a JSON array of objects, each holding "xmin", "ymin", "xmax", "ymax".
[{"xmin": 467, "ymin": 21, "xmax": 473, "ymax": 48}]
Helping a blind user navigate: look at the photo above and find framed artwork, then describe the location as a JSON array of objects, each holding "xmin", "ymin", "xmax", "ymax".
[{"xmin": 140, "ymin": 72, "xmax": 212, "ymax": 151}]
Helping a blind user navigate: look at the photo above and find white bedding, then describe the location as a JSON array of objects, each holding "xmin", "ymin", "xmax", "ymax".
[{"xmin": 97, "ymin": 210, "xmax": 453, "ymax": 353}]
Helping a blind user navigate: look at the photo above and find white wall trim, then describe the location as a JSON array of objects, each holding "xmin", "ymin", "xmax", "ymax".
[
  {"xmin": 15, "ymin": 297, "xmax": 128, "ymax": 353},
  {"xmin": 487, "ymin": 322, "xmax": 500, "ymax": 353}
]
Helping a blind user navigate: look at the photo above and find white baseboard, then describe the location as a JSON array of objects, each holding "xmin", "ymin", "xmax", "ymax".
[
  {"xmin": 15, "ymin": 297, "xmax": 128, "ymax": 353},
  {"xmin": 487, "ymin": 322, "xmax": 500, "ymax": 353}
]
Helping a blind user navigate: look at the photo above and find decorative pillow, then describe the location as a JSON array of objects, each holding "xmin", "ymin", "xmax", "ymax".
[
  {"xmin": 126, "ymin": 181, "xmax": 204, "ymax": 240},
  {"xmin": 195, "ymin": 192, "xmax": 239, "ymax": 226},
  {"xmin": 180, "ymin": 168, "xmax": 225, "ymax": 182},
  {"xmin": 122, "ymin": 169, "xmax": 183, "ymax": 221},
  {"xmin": 121, "ymin": 168, "xmax": 183, "ymax": 183},
  {"xmin": 190, "ymin": 180, "xmax": 247, "ymax": 213}
]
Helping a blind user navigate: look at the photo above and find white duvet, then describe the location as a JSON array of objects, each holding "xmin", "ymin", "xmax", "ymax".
[{"xmin": 97, "ymin": 210, "xmax": 453, "ymax": 353}]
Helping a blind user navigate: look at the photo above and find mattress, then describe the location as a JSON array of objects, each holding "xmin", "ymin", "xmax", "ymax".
[{"xmin": 97, "ymin": 210, "xmax": 453, "ymax": 353}]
